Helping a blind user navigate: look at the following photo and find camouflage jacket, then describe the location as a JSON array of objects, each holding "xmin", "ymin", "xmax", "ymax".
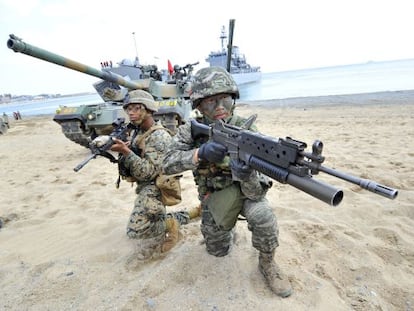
[
  {"xmin": 162, "ymin": 113, "xmax": 271, "ymax": 201},
  {"xmin": 122, "ymin": 121, "xmax": 172, "ymax": 192}
]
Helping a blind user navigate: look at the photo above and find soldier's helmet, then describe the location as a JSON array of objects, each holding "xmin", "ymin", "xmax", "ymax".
[
  {"xmin": 190, "ymin": 66, "xmax": 239, "ymax": 109},
  {"xmin": 174, "ymin": 65, "xmax": 181, "ymax": 72},
  {"xmin": 123, "ymin": 90, "xmax": 158, "ymax": 112}
]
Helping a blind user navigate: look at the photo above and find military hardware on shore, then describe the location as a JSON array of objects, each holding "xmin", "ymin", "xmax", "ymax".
[
  {"xmin": 0, "ymin": 112, "xmax": 10, "ymax": 135},
  {"xmin": 7, "ymin": 34, "xmax": 196, "ymax": 147}
]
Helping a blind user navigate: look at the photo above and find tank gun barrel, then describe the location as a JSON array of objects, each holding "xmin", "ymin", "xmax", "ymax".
[{"xmin": 7, "ymin": 34, "xmax": 147, "ymax": 90}]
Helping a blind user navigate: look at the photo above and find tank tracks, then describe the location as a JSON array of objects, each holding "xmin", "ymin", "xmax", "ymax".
[{"xmin": 59, "ymin": 121, "xmax": 92, "ymax": 148}]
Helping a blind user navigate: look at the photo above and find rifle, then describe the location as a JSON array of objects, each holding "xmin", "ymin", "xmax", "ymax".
[
  {"xmin": 190, "ymin": 116, "xmax": 398, "ymax": 206},
  {"xmin": 73, "ymin": 117, "xmax": 128, "ymax": 172}
]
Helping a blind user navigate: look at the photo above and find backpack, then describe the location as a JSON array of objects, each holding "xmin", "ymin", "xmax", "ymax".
[{"xmin": 118, "ymin": 125, "xmax": 182, "ymax": 206}]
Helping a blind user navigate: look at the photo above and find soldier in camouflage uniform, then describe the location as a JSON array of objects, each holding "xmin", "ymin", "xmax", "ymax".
[
  {"xmin": 162, "ymin": 67, "xmax": 292, "ymax": 297},
  {"xmin": 102, "ymin": 90, "xmax": 200, "ymax": 259}
]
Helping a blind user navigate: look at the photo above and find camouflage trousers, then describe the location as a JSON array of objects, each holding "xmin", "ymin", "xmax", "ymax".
[
  {"xmin": 127, "ymin": 185, "xmax": 189, "ymax": 257},
  {"xmin": 200, "ymin": 197, "xmax": 279, "ymax": 257}
]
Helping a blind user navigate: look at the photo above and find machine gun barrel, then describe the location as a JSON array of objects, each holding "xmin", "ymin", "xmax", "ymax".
[
  {"xmin": 6, "ymin": 34, "xmax": 146, "ymax": 90},
  {"xmin": 319, "ymin": 165, "xmax": 398, "ymax": 199}
]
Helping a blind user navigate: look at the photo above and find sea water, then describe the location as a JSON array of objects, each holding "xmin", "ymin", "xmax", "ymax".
[
  {"xmin": 239, "ymin": 58, "xmax": 414, "ymax": 101},
  {"xmin": 2, "ymin": 58, "xmax": 414, "ymax": 117}
]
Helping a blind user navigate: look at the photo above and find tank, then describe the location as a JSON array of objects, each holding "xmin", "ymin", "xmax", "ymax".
[{"xmin": 6, "ymin": 34, "xmax": 194, "ymax": 147}]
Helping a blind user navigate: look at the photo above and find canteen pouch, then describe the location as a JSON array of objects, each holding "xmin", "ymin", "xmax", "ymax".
[
  {"xmin": 156, "ymin": 174, "xmax": 183, "ymax": 206},
  {"xmin": 207, "ymin": 184, "xmax": 243, "ymax": 231}
]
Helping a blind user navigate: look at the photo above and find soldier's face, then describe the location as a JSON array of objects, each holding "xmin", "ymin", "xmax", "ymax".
[
  {"xmin": 126, "ymin": 103, "xmax": 146, "ymax": 125},
  {"xmin": 198, "ymin": 94, "xmax": 233, "ymax": 120}
]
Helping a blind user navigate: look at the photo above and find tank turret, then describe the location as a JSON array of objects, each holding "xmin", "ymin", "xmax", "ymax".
[{"xmin": 7, "ymin": 34, "xmax": 194, "ymax": 147}]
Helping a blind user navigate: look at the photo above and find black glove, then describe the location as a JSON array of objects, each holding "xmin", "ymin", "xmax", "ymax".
[
  {"xmin": 231, "ymin": 159, "xmax": 253, "ymax": 181},
  {"xmin": 198, "ymin": 142, "xmax": 227, "ymax": 163}
]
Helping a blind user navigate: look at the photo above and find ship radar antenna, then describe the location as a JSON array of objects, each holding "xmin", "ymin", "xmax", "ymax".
[{"xmin": 220, "ymin": 26, "xmax": 227, "ymax": 52}]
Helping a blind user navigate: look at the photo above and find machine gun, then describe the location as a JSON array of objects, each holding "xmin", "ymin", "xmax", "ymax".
[
  {"xmin": 73, "ymin": 117, "xmax": 128, "ymax": 172},
  {"xmin": 181, "ymin": 61, "xmax": 199, "ymax": 78},
  {"xmin": 171, "ymin": 61, "xmax": 199, "ymax": 84},
  {"xmin": 191, "ymin": 117, "xmax": 398, "ymax": 206}
]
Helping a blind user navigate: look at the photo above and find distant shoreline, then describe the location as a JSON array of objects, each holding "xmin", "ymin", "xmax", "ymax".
[
  {"xmin": 4, "ymin": 89, "xmax": 414, "ymax": 119},
  {"xmin": 0, "ymin": 92, "xmax": 95, "ymax": 105}
]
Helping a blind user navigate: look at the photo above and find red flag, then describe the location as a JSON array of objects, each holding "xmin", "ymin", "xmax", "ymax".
[{"xmin": 167, "ymin": 59, "xmax": 174, "ymax": 75}]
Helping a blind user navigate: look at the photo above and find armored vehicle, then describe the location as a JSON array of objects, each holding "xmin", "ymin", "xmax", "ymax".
[
  {"xmin": 0, "ymin": 118, "xmax": 8, "ymax": 135},
  {"xmin": 0, "ymin": 112, "xmax": 9, "ymax": 135},
  {"xmin": 7, "ymin": 34, "xmax": 195, "ymax": 147}
]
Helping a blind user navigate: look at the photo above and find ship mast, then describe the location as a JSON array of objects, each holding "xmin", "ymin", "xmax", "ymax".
[{"xmin": 226, "ymin": 19, "xmax": 235, "ymax": 73}]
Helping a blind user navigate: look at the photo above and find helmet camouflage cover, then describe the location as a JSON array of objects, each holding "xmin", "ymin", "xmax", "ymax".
[
  {"xmin": 123, "ymin": 89, "xmax": 158, "ymax": 112},
  {"xmin": 190, "ymin": 66, "xmax": 239, "ymax": 109}
]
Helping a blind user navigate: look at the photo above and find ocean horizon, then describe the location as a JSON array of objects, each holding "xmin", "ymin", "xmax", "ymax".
[
  {"xmin": 2, "ymin": 58, "xmax": 414, "ymax": 117},
  {"xmin": 239, "ymin": 58, "xmax": 414, "ymax": 101}
]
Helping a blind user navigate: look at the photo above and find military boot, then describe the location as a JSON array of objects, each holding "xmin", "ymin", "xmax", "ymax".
[
  {"xmin": 187, "ymin": 204, "xmax": 202, "ymax": 219},
  {"xmin": 161, "ymin": 217, "xmax": 180, "ymax": 253},
  {"xmin": 258, "ymin": 251, "xmax": 292, "ymax": 298}
]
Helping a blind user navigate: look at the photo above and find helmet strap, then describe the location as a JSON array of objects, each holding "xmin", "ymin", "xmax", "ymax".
[
  {"xmin": 140, "ymin": 112, "xmax": 155, "ymax": 131},
  {"xmin": 229, "ymin": 99, "xmax": 236, "ymax": 115}
]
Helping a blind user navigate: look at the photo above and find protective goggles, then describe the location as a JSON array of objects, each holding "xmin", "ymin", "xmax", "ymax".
[{"xmin": 125, "ymin": 104, "xmax": 143, "ymax": 113}]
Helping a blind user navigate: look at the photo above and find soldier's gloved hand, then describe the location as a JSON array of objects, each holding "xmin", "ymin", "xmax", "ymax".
[
  {"xmin": 198, "ymin": 142, "xmax": 227, "ymax": 163},
  {"xmin": 91, "ymin": 135, "xmax": 111, "ymax": 148},
  {"xmin": 231, "ymin": 159, "xmax": 253, "ymax": 181}
]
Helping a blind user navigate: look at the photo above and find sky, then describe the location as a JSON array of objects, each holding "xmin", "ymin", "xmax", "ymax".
[{"xmin": 1, "ymin": 0, "xmax": 413, "ymax": 96}]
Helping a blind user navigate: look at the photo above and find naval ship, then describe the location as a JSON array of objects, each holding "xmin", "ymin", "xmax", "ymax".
[{"xmin": 205, "ymin": 26, "xmax": 261, "ymax": 85}]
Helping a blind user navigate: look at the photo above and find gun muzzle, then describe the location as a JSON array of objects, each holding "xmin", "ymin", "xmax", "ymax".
[
  {"xmin": 319, "ymin": 165, "xmax": 398, "ymax": 200},
  {"xmin": 358, "ymin": 179, "xmax": 398, "ymax": 199}
]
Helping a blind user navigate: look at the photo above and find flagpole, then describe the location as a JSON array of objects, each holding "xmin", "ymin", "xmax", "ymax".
[{"xmin": 132, "ymin": 32, "xmax": 139, "ymax": 60}]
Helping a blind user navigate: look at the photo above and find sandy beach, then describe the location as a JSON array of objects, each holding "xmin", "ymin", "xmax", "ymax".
[{"xmin": 1, "ymin": 91, "xmax": 413, "ymax": 311}]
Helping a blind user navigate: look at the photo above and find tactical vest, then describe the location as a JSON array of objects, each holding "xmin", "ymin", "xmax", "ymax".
[
  {"xmin": 118, "ymin": 124, "xmax": 182, "ymax": 206},
  {"xmin": 193, "ymin": 114, "xmax": 257, "ymax": 196}
]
